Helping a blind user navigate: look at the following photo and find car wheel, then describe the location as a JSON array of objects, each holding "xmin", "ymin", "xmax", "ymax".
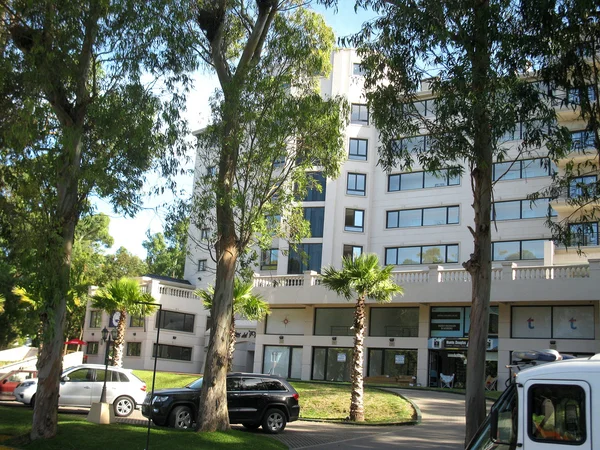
[
  {"xmin": 169, "ymin": 405, "xmax": 193, "ymax": 429},
  {"xmin": 29, "ymin": 395, "xmax": 35, "ymax": 409},
  {"xmin": 113, "ymin": 396, "xmax": 135, "ymax": 417},
  {"xmin": 262, "ymin": 408, "xmax": 286, "ymax": 434},
  {"xmin": 242, "ymin": 423, "xmax": 260, "ymax": 430}
]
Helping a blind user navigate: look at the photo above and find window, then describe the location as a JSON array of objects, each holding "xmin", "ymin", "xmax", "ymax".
[
  {"xmin": 312, "ymin": 347, "xmax": 352, "ymax": 381},
  {"xmin": 347, "ymin": 173, "xmax": 366, "ymax": 196},
  {"xmin": 492, "ymin": 199, "xmax": 555, "ymax": 220},
  {"xmin": 303, "ymin": 207, "xmax": 325, "ymax": 238},
  {"xmin": 351, "ymin": 104, "xmax": 369, "ymax": 124},
  {"xmin": 571, "ymin": 130, "xmax": 595, "ymax": 151},
  {"xmin": 385, "ymin": 244, "xmax": 459, "ymax": 265},
  {"xmin": 493, "ymin": 240, "xmax": 545, "ymax": 261},
  {"xmin": 156, "ymin": 310, "xmax": 195, "ymax": 333},
  {"xmin": 263, "ymin": 346, "xmax": 303, "ymax": 379},
  {"xmin": 511, "ymin": 305, "xmax": 594, "ymax": 339},
  {"xmin": 569, "ymin": 176, "xmax": 596, "ymax": 198},
  {"xmin": 386, "ymin": 206, "xmax": 459, "ymax": 228},
  {"xmin": 431, "ymin": 306, "xmax": 499, "ymax": 338},
  {"xmin": 493, "ymin": 158, "xmax": 554, "ymax": 181},
  {"xmin": 314, "ymin": 308, "xmax": 354, "ymax": 336},
  {"xmin": 411, "ymin": 99, "xmax": 436, "ymax": 117},
  {"xmin": 349, "ymin": 138, "xmax": 368, "ymax": 160},
  {"xmin": 568, "ymin": 84, "xmax": 596, "ymax": 105},
  {"xmin": 89, "ymin": 310, "xmax": 101, "ymax": 328},
  {"xmin": 528, "ymin": 384, "xmax": 586, "ymax": 443},
  {"xmin": 302, "ymin": 172, "xmax": 326, "ymax": 201},
  {"xmin": 86, "ymin": 342, "xmax": 99, "ymax": 355},
  {"xmin": 200, "ymin": 228, "xmax": 209, "ymax": 239},
  {"xmin": 198, "ymin": 259, "xmax": 207, "ymax": 271},
  {"xmin": 66, "ymin": 368, "xmax": 93, "ymax": 382},
  {"xmin": 368, "ymin": 349, "xmax": 418, "ymax": 378},
  {"xmin": 344, "ymin": 208, "xmax": 364, "ymax": 232},
  {"xmin": 287, "ymin": 243, "xmax": 322, "ymax": 274},
  {"xmin": 395, "ymin": 135, "xmax": 433, "ymax": 154},
  {"xmin": 126, "ymin": 342, "xmax": 141, "ymax": 357},
  {"xmin": 569, "ymin": 222, "xmax": 599, "ymax": 246},
  {"xmin": 129, "ymin": 315, "xmax": 144, "ymax": 327},
  {"xmin": 343, "ymin": 245, "xmax": 363, "ymax": 261},
  {"xmin": 261, "ymin": 249, "xmax": 278, "ymax": 270},
  {"xmin": 352, "ymin": 63, "xmax": 365, "ymax": 76},
  {"xmin": 206, "ymin": 166, "xmax": 217, "ymax": 176},
  {"xmin": 369, "ymin": 308, "xmax": 419, "ymax": 337},
  {"xmin": 152, "ymin": 343, "xmax": 192, "ymax": 361}
]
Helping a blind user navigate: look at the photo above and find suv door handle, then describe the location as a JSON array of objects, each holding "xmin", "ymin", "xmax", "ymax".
[{"xmin": 84, "ymin": 386, "xmax": 91, "ymax": 389}]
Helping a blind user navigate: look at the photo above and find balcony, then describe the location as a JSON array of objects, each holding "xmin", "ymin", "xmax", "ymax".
[{"xmin": 252, "ymin": 260, "xmax": 599, "ymax": 306}]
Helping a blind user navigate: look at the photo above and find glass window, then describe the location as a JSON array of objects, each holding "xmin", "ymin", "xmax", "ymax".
[
  {"xmin": 569, "ymin": 222, "xmax": 599, "ymax": 246},
  {"xmin": 66, "ymin": 369, "xmax": 92, "ymax": 382},
  {"xmin": 522, "ymin": 159, "xmax": 550, "ymax": 178},
  {"xmin": 352, "ymin": 63, "xmax": 365, "ymax": 76},
  {"xmin": 388, "ymin": 206, "xmax": 459, "ymax": 228},
  {"xmin": 493, "ymin": 240, "xmax": 545, "ymax": 261},
  {"xmin": 261, "ymin": 379, "xmax": 288, "ymax": 391},
  {"xmin": 241, "ymin": 378, "xmax": 264, "ymax": 391},
  {"xmin": 493, "ymin": 201, "xmax": 521, "ymax": 220},
  {"xmin": 423, "ymin": 208, "xmax": 447, "ymax": 226},
  {"xmin": 89, "ymin": 311, "xmax": 101, "ymax": 328},
  {"xmin": 312, "ymin": 348, "xmax": 326, "ymax": 380},
  {"xmin": 349, "ymin": 138, "xmax": 367, "ymax": 160},
  {"xmin": 386, "ymin": 244, "xmax": 459, "ymax": 265},
  {"xmin": 287, "ymin": 243, "xmax": 322, "ymax": 274},
  {"xmin": 388, "ymin": 174, "xmax": 400, "ymax": 192},
  {"xmin": 343, "ymin": 245, "xmax": 363, "ymax": 261},
  {"xmin": 368, "ymin": 349, "xmax": 418, "ymax": 377},
  {"xmin": 86, "ymin": 342, "xmax": 99, "ymax": 355},
  {"xmin": 522, "ymin": 198, "xmax": 550, "ymax": 219},
  {"xmin": 529, "ymin": 384, "xmax": 586, "ymax": 443},
  {"xmin": 421, "ymin": 245, "xmax": 445, "ymax": 263},
  {"xmin": 570, "ymin": 130, "xmax": 595, "ymax": 151},
  {"xmin": 314, "ymin": 308, "xmax": 354, "ymax": 336},
  {"xmin": 262, "ymin": 346, "xmax": 303, "ymax": 379},
  {"xmin": 423, "ymin": 172, "xmax": 446, "ymax": 188},
  {"xmin": 152, "ymin": 343, "xmax": 192, "ymax": 361},
  {"xmin": 430, "ymin": 307, "xmax": 465, "ymax": 337},
  {"xmin": 261, "ymin": 248, "xmax": 278, "ymax": 270},
  {"xmin": 403, "ymin": 135, "xmax": 425, "ymax": 153},
  {"xmin": 447, "ymin": 244, "xmax": 459, "ymax": 263},
  {"xmin": 569, "ymin": 175, "xmax": 596, "ymax": 198},
  {"xmin": 347, "ymin": 173, "xmax": 366, "ymax": 196},
  {"xmin": 396, "ymin": 247, "xmax": 421, "ymax": 265},
  {"xmin": 386, "ymin": 211, "xmax": 399, "ymax": 228},
  {"xmin": 126, "ymin": 342, "xmax": 141, "ymax": 357},
  {"xmin": 398, "ymin": 209, "xmax": 422, "ymax": 227},
  {"xmin": 130, "ymin": 315, "xmax": 144, "ymax": 327},
  {"xmin": 302, "ymin": 172, "xmax": 326, "ymax": 201},
  {"xmin": 400, "ymin": 172, "xmax": 424, "ymax": 190},
  {"xmin": 304, "ymin": 207, "xmax": 325, "ymax": 238},
  {"xmin": 344, "ymin": 209, "xmax": 364, "ymax": 232},
  {"xmin": 351, "ymin": 104, "xmax": 369, "ymax": 124},
  {"xmin": 369, "ymin": 308, "xmax": 419, "ymax": 337},
  {"xmin": 226, "ymin": 377, "xmax": 240, "ymax": 391},
  {"xmin": 312, "ymin": 347, "xmax": 353, "ymax": 382},
  {"xmin": 157, "ymin": 310, "xmax": 195, "ymax": 333},
  {"xmin": 198, "ymin": 259, "xmax": 207, "ymax": 271}
]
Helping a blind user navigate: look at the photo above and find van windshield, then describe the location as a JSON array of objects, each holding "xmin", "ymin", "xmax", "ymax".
[{"xmin": 467, "ymin": 384, "xmax": 518, "ymax": 450}]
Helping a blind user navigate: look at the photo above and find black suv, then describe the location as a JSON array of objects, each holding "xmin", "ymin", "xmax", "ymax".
[{"xmin": 141, "ymin": 373, "xmax": 300, "ymax": 434}]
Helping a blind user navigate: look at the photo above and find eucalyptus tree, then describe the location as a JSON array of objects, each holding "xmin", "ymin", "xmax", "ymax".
[
  {"xmin": 321, "ymin": 254, "xmax": 403, "ymax": 422},
  {"xmin": 143, "ymin": 215, "xmax": 189, "ymax": 279},
  {"xmin": 522, "ymin": 0, "xmax": 600, "ymax": 247},
  {"xmin": 197, "ymin": 278, "xmax": 270, "ymax": 370},
  {"xmin": 0, "ymin": 0, "xmax": 195, "ymax": 439},
  {"xmin": 191, "ymin": 1, "xmax": 348, "ymax": 432},
  {"xmin": 350, "ymin": 0, "xmax": 567, "ymax": 441}
]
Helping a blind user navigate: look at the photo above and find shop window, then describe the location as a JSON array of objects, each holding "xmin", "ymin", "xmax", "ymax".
[
  {"xmin": 368, "ymin": 349, "xmax": 418, "ymax": 378},
  {"xmin": 312, "ymin": 347, "xmax": 353, "ymax": 382},
  {"xmin": 314, "ymin": 308, "xmax": 354, "ymax": 336},
  {"xmin": 370, "ymin": 308, "xmax": 419, "ymax": 337},
  {"xmin": 511, "ymin": 305, "xmax": 594, "ymax": 339},
  {"xmin": 262, "ymin": 346, "xmax": 303, "ymax": 379}
]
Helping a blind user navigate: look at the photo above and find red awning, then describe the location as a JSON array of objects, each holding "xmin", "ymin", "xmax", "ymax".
[{"xmin": 64, "ymin": 339, "xmax": 86, "ymax": 345}]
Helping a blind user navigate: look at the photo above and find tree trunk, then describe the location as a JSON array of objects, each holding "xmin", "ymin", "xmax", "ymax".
[
  {"xmin": 31, "ymin": 125, "xmax": 83, "ymax": 440},
  {"xmin": 464, "ymin": 1, "xmax": 493, "ymax": 445},
  {"xmin": 228, "ymin": 316, "xmax": 236, "ymax": 371},
  {"xmin": 112, "ymin": 310, "xmax": 126, "ymax": 367},
  {"xmin": 349, "ymin": 294, "xmax": 366, "ymax": 422}
]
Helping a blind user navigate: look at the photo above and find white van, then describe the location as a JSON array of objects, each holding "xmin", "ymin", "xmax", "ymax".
[{"xmin": 467, "ymin": 354, "xmax": 600, "ymax": 449}]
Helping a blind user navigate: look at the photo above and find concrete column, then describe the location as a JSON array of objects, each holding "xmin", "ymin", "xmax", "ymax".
[
  {"xmin": 588, "ymin": 259, "xmax": 600, "ymax": 280},
  {"xmin": 501, "ymin": 261, "xmax": 515, "ymax": 280},
  {"xmin": 428, "ymin": 265, "xmax": 443, "ymax": 284},
  {"xmin": 304, "ymin": 270, "xmax": 318, "ymax": 286},
  {"xmin": 543, "ymin": 240, "xmax": 555, "ymax": 266}
]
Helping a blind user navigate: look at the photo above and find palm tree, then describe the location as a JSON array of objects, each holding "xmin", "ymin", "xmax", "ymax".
[
  {"xmin": 321, "ymin": 253, "xmax": 403, "ymax": 422},
  {"xmin": 92, "ymin": 277, "xmax": 156, "ymax": 367},
  {"xmin": 198, "ymin": 278, "xmax": 270, "ymax": 371}
]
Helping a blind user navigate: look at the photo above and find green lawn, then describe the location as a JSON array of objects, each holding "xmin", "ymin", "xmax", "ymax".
[
  {"xmin": 0, "ymin": 407, "xmax": 286, "ymax": 450},
  {"xmin": 291, "ymin": 381, "xmax": 416, "ymax": 423},
  {"xmin": 133, "ymin": 369, "xmax": 201, "ymax": 390}
]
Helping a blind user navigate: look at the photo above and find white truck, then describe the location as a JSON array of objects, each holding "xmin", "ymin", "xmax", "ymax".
[{"xmin": 467, "ymin": 354, "xmax": 600, "ymax": 449}]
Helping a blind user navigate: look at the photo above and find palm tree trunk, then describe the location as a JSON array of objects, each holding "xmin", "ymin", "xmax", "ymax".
[
  {"xmin": 228, "ymin": 316, "xmax": 236, "ymax": 371},
  {"xmin": 112, "ymin": 310, "xmax": 126, "ymax": 367},
  {"xmin": 349, "ymin": 294, "xmax": 366, "ymax": 422}
]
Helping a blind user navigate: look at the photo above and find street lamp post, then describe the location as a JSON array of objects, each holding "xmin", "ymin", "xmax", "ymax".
[{"xmin": 100, "ymin": 326, "xmax": 118, "ymax": 403}]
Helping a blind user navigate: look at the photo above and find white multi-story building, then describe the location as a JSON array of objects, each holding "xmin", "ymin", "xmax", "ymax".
[{"xmin": 186, "ymin": 49, "xmax": 599, "ymax": 389}]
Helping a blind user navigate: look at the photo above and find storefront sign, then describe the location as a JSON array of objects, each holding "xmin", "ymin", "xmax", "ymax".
[
  {"xmin": 395, "ymin": 354, "xmax": 405, "ymax": 364},
  {"xmin": 431, "ymin": 311, "xmax": 461, "ymax": 320},
  {"xmin": 431, "ymin": 323, "xmax": 461, "ymax": 332},
  {"xmin": 444, "ymin": 339, "xmax": 469, "ymax": 349}
]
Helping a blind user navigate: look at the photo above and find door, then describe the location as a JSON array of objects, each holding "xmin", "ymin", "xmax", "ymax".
[
  {"xmin": 226, "ymin": 377, "xmax": 242, "ymax": 421},
  {"xmin": 59, "ymin": 368, "xmax": 94, "ymax": 406},
  {"xmin": 523, "ymin": 380, "xmax": 591, "ymax": 450},
  {"xmin": 236, "ymin": 377, "xmax": 268, "ymax": 422},
  {"xmin": 91, "ymin": 369, "xmax": 119, "ymax": 404}
]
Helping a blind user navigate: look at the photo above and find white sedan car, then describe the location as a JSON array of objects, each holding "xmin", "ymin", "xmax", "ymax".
[{"xmin": 14, "ymin": 364, "xmax": 147, "ymax": 417}]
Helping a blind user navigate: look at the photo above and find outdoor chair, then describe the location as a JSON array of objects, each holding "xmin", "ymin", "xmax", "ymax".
[
  {"xmin": 440, "ymin": 373, "xmax": 455, "ymax": 388},
  {"xmin": 485, "ymin": 375, "xmax": 498, "ymax": 391}
]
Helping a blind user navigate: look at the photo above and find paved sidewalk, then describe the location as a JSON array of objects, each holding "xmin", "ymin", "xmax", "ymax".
[{"xmin": 243, "ymin": 389, "xmax": 494, "ymax": 450}]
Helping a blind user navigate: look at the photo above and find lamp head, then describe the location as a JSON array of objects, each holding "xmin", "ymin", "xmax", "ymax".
[
  {"xmin": 110, "ymin": 328, "xmax": 118, "ymax": 341},
  {"xmin": 101, "ymin": 327, "xmax": 109, "ymax": 342}
]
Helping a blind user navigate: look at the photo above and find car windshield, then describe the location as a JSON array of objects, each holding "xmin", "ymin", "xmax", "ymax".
[{"xmin": 186, "ymin": 378, "xmax": 203, "ymax": 389}]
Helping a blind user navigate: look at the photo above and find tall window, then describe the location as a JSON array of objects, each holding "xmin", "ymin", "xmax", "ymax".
[
  {"xmin": 347, "ymin": 173, "xmax": 366, "ymax": 196},
  {"xmin": 156, "ymin": 310, "xmax": 195, "ymax": 333},
  {"xmin": 129, "ymin": 315, "xmax": 144, "ymax": 327},
  {"xmin": 492, "ymin": 198, "xmax": 555, "ymax": 220},
  {"xmin": 492, "ymin": 240, "xmax": 545, "ymax": 260},
  {"xmin": 349, "ymin": 138, "xmax": 368, "ymax": 160},
  {"xmin": 351, "ymin": 104, "xmax": 369, "ymax": 124},
  {"xmin": 126, "ymin": 342, "xmax": 141, "ymax": 357},
  {"xmin": 261, "ymin": 249, "xmax": 278, "ymax": 270},
  {"xmin": 301, "ymin": 172, "xmax": 326, "ymax": 201},
  {"xmin": 388, "ymin": 168, "xmax": 460, "ymax": 191},
  {"xmin": 303, "ymin": 207, "xmax": 325, "ymax": 238},
  {"xmin": 385, "ymin": 244, "xmax": 459, "ymax": 265},
  {"xmin": 387, "ymin": 206, "xmax": 459, "ymax": 228},
  {"xmin": 569, "ymin": 222, "xmax": 599, "ymax": 246},
  {"xmin": 86, "ymin": 342, "xmax": 99, "ymax": 355},
  {"xmin": 153, "ymin": 344, "xmax": 192, "ymax": 361},
  {"xmin": 198, "ymin": 259, "xmax": 207, "ymax": 271},
  {"xmin": 343, "ymin": 245, "xmax": 363, "ymax": 261},
  {"xmin": 344, "ymin": 209, "xmax": 364, "ymax": 232},
  {"xmin": 89, "ymin": 310, "xmax": 101, "ymax": 328},
  {"xmin": 288, "ymin": 243, "xmax": 323, "ymax": 274}
]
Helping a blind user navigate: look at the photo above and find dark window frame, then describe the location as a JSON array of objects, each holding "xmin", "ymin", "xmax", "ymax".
[
  {"xmin": 351, "ymin": 103, "xmax": 369, "ymax": 124},
  {"xmin": 343, "ymin": 244, "xmax": 363, "ymax": 261},
  {"xmin": 492, "ymin": 198, "xmax": 556, "ymax": 221},
  {"xmin": 492, "ymin": 239, "xmax": 546, "ymax": 261},
  {"xmin": 568, "ymin": 222, "xmax": 599, "ymax": 246},
  {"xmin": 198, "ymin": 259, "xmax": 207, "ymax": 271},
  {"xmin": 349, "ymin": 138, "xmax": 368, "ymax": 160},
  {"xmin": 303, "ymin": 207, "xmax": 325, "ymax": 238},
  {"xmin": 344, "ymin": 208, "xmax": 365, "ymax": 232},
  {"xmin": 126, "ymin": 342, "xmax": 141, "ymax": 357},
  {"xmin": 493, "ymin": 158, "xmax": 554, "ymax": 181},
  {"xmin": 86, "ymin": 342, "xmax": 99, "ymax": 355},
  {"xmin": 89, "ymin": 310, "xmax": 101, "ymax": 328},
  {"xmin": 261, "ymin": 248, "xmax": 279, "ymax": 270},
  {"xmin": 347, "ymin": 172, "xmax": 366, "ymax": 196},
  {"xmin": 156, "ymin": 309, "xmax": 195, "ymax": 333},
  {"xmin": 385, "ymin": 244, "xmax": 459, "ymax": 265},
  {"xmin": 152, "ymin": 343, "xmax": 192, "ymax": 361},
  {"xmin": 386, "ymin": 205, "xmax": 459, "ymax": 229}
]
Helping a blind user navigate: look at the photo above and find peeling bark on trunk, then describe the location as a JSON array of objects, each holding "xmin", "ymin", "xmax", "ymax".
[
  {"xmin": 464, "ymin": 1, "xmax": 493, "ymax": 445},
  {"xmin": 228, "ymin": 316, "xmax": 236, "ymax": 371},
  {"xmin": 349, "ymin": 294, "xmax": 366, "ymax": 422}
]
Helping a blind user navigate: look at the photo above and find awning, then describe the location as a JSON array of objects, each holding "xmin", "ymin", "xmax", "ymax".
[{"xmin": 64, "ymin": 339, "xmax": 86, "ymax": 345}]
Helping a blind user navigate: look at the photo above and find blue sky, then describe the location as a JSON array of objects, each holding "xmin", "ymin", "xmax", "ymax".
[{"xmin": 98, "ymin": 5, "xmax": 375, "ymax": 258}]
